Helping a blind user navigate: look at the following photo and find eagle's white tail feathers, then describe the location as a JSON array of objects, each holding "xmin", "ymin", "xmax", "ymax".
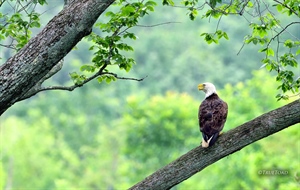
[{"xmin": 201, "ymin": 136, "xmax": 214, "ymax": 148}]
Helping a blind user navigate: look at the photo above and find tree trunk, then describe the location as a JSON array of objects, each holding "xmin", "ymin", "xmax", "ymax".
[
  {"xmin": 0, "ymin": 0, "xmax": 115, "ymax": 115},
  {"xmin": 129, "ymin": 99, "xmax": 300, "ymax": 190}
]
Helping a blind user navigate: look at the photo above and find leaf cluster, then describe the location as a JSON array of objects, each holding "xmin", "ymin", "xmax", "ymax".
[
  {"xmin": 165, "ymin": 0, "xmax": 300, "ymax": 100},
  {"xmin": 70, "ymin": 0, "xmax": 157, "ymax": 84},
  {"xmin": 200, "ymin": 30, "xmax": 229, "ymax": 44},
  {"xmin": 0, "ymin": 0, "xmax": 46, "ymax": 51}
]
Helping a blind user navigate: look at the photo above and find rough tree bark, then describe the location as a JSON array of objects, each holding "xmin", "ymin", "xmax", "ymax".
[
  {"xmin": 0, "ymin": 0, "xmax": 115, "ymax": 115},
  {"xmin": 130, "ymin": 99, "xmax": 300, "ymax": 190}
]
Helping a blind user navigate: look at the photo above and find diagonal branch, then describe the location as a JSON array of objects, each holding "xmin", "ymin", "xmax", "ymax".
[
  {"xmin": 17, "ymin": 70, "xmax": 146, "ymax": 99},
  {"xmin": 19, "ymin": 59, "xmax": 64, "ymax": 101},
  {"xmin": 136, "ymin": 22, "xmax": 181, "ymax": 28},
  {"xmin": 0, "ymin": 0, "xmax": 116, "ymax": 115},
  {"xmin": 266, "ymin": 21, "xmax": 300, "ymax": 48},
  {"xmin": 129, "ymin": 99, "xmax": 300, "ymax": 190},
  {"xmin": 102, "ymin": 72, "xmax": 147, "ymax": 81},
  {"xmin": 273, "ymin": 0, "xmax": 299, "ymax": 16}
]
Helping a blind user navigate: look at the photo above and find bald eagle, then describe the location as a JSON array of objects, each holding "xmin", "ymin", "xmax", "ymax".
[{"xmin": 198, "ymin": 83, "xmax": 228, "ymax": 148}]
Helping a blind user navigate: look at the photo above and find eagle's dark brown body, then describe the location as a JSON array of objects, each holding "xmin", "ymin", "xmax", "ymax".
[{"xmin": 198, "ymin": 93, "xmax": 228, "ymax": 146}]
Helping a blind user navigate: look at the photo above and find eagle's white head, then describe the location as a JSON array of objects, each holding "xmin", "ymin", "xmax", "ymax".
[{"xmin": 198, "ymin": 82, "xmax": 217, "ymax": 98}]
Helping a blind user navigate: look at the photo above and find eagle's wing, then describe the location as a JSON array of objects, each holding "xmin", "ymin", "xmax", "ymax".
[{"xmin": 198, "ymin": 98, "xmax": 228, "ymax": 138}]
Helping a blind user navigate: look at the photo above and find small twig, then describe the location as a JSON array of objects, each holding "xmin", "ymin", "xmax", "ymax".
[
  {"xmin": 215, "ymin": 14, "xmax": 223, "ymax": 31},
  {"xmin": 273, "ymin": 0, "xmax": 299, "ymax": 16},
  {"xmin": 287, "ymin": 92, "xmax": 300, "ymax": 98},
  {"xmin": 136, "ymin": 21, "xmax": 181, "ymax": 28},
  {"xmin": 237, "ymin": 41, "xmax": 246, "ymax": 55},
  {"xmin": 275, "ymin": 35, "xmax": 280, "ymax": 63},
  {"xmin": 266, "ymin": 22, "xmax": 300, "ymax": 48},
  {"xmin": 103, "ymin": 72, "xmax": 148, "ymax": 81},
  {"xmin": 118, "ymin": 22, "xmax": 181, "ymax": 37},
  {"xmin": 238, "ymin": 0, "xmax": 250, "ymax": 15},
  {"xmin": 23, "ymin": 71, "xmax": 147, "ymax": 95},
  {"xmin": 0, "ymin": 42, "xmax": 17, "ymax": 50}
]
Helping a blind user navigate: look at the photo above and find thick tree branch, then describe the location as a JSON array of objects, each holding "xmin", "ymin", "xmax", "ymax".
[
  {"xmin": 19, "ymin": 59, "xmax": 64, "ymax": 101},
  {"xmin": 0, "ymin": 0, "xmax": 116, "ymax": 115},
  {"xmin": 130, "ymin": 99, "xmax": 300, "ymax": 190}
]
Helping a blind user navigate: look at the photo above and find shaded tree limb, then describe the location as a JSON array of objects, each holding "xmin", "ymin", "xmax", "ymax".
[
  {"xmin": 129, "ymin": 99, "xmax": 300, "ymax": 190},
  {"xmin": 19, "ymin": 59, "xmax": 64, "ymax": 101},
  {"xmin": 18, "ymin": 71, "xmax": 146, "ymax": 99},
  {"xmin": 0, "ymin": 0, "xmax": 116, "ymax": 115}
]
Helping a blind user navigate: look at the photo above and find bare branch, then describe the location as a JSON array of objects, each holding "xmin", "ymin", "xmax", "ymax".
[
  {"xmin": 266, "ymin": 22, "xmax": 300, "ymax": 48},
  {"xmin": 18, "ymin": 70, "xmax": 146, "ymax": 97},
  {"xmin": 103, "ymin": 72, "xmax": 147, "ymax": 81},
  {"xmin": 136, "ymin": 22, "xmax": 181, "ymax": 28},
  {"xmin": 0, "ymin": 0, "xmax": 6, "ymax": 7}
]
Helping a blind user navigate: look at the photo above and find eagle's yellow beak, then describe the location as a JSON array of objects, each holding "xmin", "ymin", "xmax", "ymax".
[{"xmin": 198, "ymin": 83, "xmax": 204, "ymax": 90}]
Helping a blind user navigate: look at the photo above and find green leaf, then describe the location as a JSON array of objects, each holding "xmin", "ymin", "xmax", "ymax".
[
  {"xmin": 105, "ymin": 11, "xmax": 115, "ymax": 17},
  {"xmin": 145, "ymin": 1, "xmax": 157, "ymax": 6},
  {"xmin": 30, "ymin": 21, "xmax": 40, "ymax": 28},
  {"xmin": 189, "ymin": 12, "xmax": 195, "ymax": 20},
  {"xmin": 80, "ymin": 65, "xmax": 96, "ymax": 72},
  {"xmin": 97, "ymin": 76, "xmax": 104, "ymax": 83},
  {"xmin": 266, "ymin": 48, "xmax": 275, "ymax": 56},
  {"xmin": 223, "ymin": 32, "xmax": 229, "ymax": 40},
  {"xmin": 247, "ymin": 1, "xmax": 253, "ymax": 8},
  {"xmin": 284, "ymin": 39, "xmax": 293, "ymax": 48},
  {"xmin": 259, "ymin": 48, "xmax": 268, "ymax": 52},
  {"xmin": 121, "ymin": 5, "xmax": 136, "ymax": 16},
  {"xmin": 162, "ymin": 0, "xmax": 174, "ymax": 6},
  {"xmin": 123, "ymin": 32, "xmax": 137, "ymax": 40},
  {"xmin": 209, "ymin": 0, "xmax": 217, "ymax": 8},
  {"xmin": 106, "ymin": 77, "xmax": 111, "ymax": 83},
  {"xmin": 69, "ymin": 72, "xmax": 78, "ymax": 79},
  {"xmin": 276, "ymin": 4, "xmax": 283, "ymax": 12}
]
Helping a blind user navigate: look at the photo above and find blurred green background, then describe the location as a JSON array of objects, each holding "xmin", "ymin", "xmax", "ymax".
[{"xmin": 1, "ymin": 1, "xmax": 299, "ymax": 190}]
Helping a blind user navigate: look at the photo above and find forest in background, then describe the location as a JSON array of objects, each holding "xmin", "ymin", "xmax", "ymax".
[{"xmin": 1, "ymin": 1, "xmax": 300, "ymax": 189}]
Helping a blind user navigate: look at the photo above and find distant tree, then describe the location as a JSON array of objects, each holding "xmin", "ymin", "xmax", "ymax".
[{"xmin": 0, "ymin": 0, "xmax": 299, "ymax": 189}]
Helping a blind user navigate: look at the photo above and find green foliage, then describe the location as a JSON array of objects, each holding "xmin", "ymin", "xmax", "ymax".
[
  {"xmin": 69, "ymin": 72, "xmax": 86, "ymax": 85},
  {"xmin": 173, "ymin": 0, "xmax": 300, "ymax": 100},
  {"xmin": 0, "ymin": 1, "xmax": 46, "ymax": 52},
  {"xmin": 209, "ymin": 0, "xmax": 222, "ymax": 9},
  {"xmin": 122, "ymin": 92, "xmax": 199, "ymax": 178},
  {"xmin": 0, "ymin": 161, "xmax": 5, "ymax": 190},
  {"xmin": 2, "ymin": 70, "xmax": 299, "ymax": 189},
  {"xmin": 201, "ymin": 30, "xmax": 229, "ymax": 44},
  {"xmin": 75, "ymin": 0, "xmax": 156, "ymax": 84},
  {"xmin": 121, "ymin": 71, "xmax": 299, "ymax": 189},
  {"xmin": 162, "ymin": 0, "xmax": 175, "ymax": 6},
  {"xmin": 97, "ymin": 74, "xmax": 117, "ymax": 84}
]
